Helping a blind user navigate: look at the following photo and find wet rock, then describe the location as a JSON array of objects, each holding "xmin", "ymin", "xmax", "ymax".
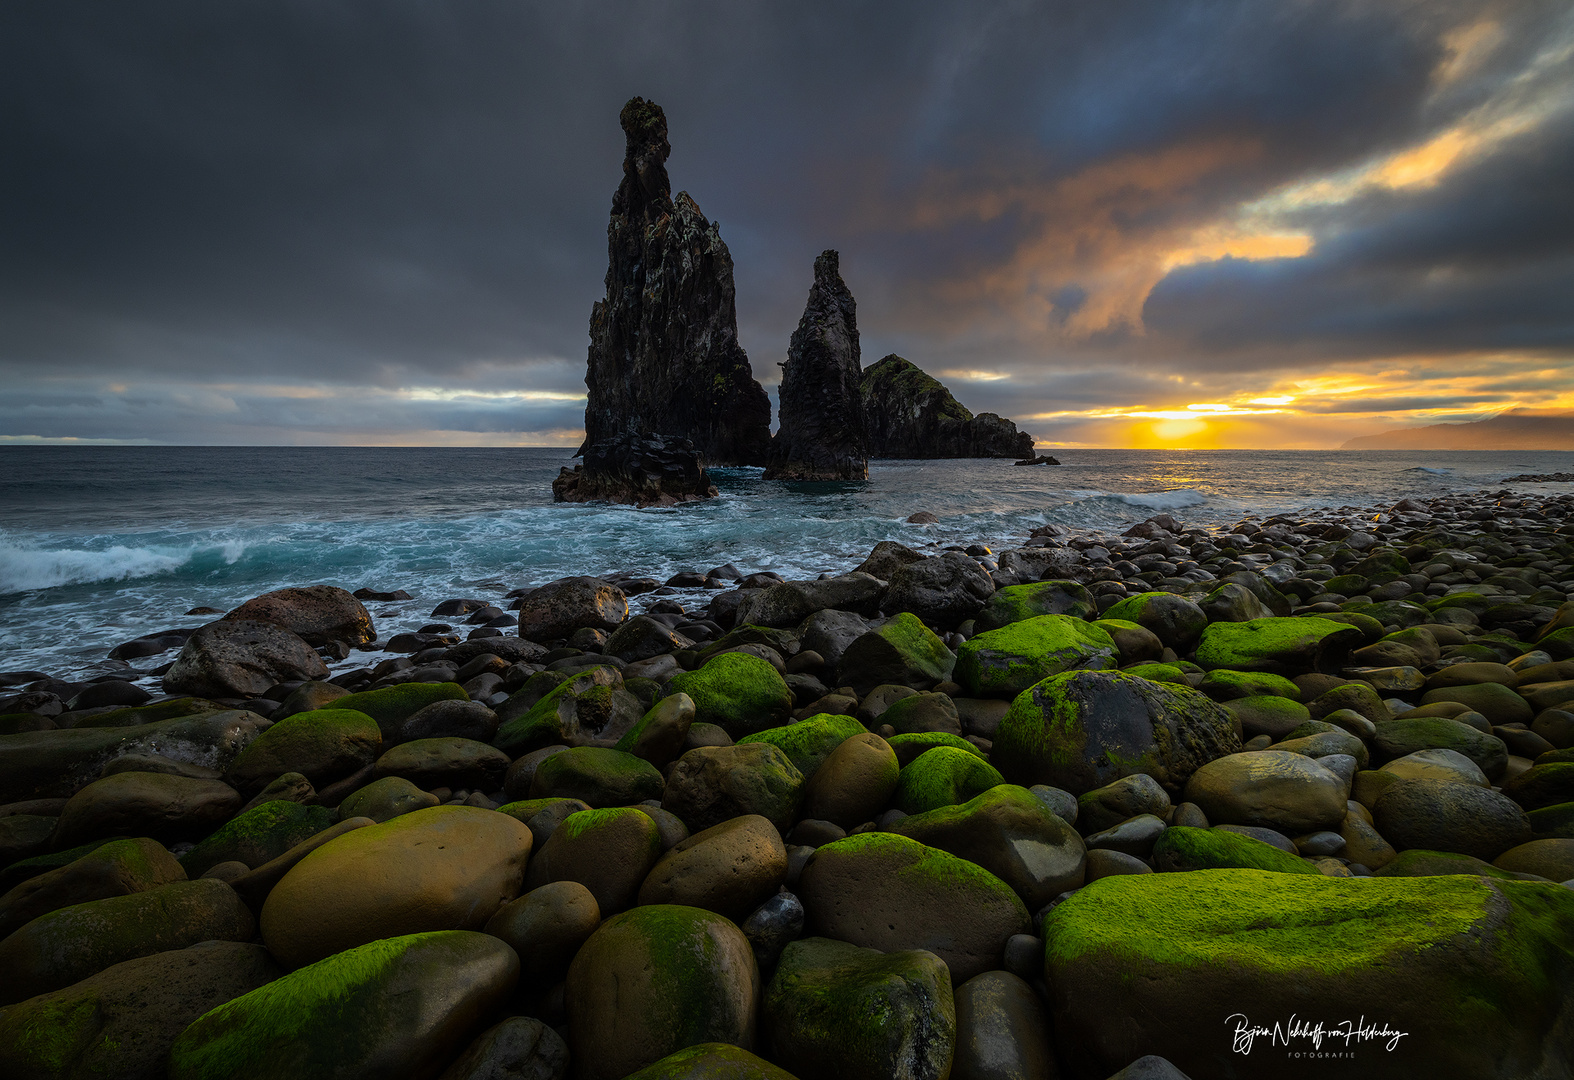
[
  {"xmin": 483, "ymin": 879, "xmax": 601, "ymax": 986},
  {"xmin": 1183, "ymin": 750, "xmax": 1348, "ymax": 834},
  {"xmin": 766, "ymin": 250, "xmax": 869, "ymax": 481},
  {"xmin": 638, "ymin": 814, "xmax": 787, "ymax": 921},
  {"xmin": 663, "ymin": 742, "xmax": 804, "ymax": 832},
  {"xmin": 951, "ymin": 970, "xmax": 1055, "ymax": 1080},
  {"xmin": 884, "ymin": 552, "xmax": 995, "ymax": 628},
  {"xmin": 53, "ymin": 770, "xmax": 243, "ymax": 848},
  {"xmin": 1374, "ymin": 779, "xmax": 1532, "ymax": 861},
  {"xmin": 517, "ymin": 577, "xmax": 627, "ymax": 643},
  {"xmin": 0, "ymin": 835, "xmax": 184, "ymax": 941},
  {"xmin": 163, "ymin": 620, "xmax": 329, "ymax": 699},
  {"xmin": 225, "ymin": 585, "xmax": 376, "ymax": 647},
  {"xmin": 439, "ymin": 1016, "xmax": 570, "ymax": 1080}
]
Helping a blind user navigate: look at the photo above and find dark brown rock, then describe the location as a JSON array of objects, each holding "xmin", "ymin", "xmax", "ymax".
[
  {"xmin": 224, "ymin": 585, "xmax": 375, "ymax": 647},
  {"xmin": 860, "ymin": 355, "xmax": 1033, "ymax": 459}
]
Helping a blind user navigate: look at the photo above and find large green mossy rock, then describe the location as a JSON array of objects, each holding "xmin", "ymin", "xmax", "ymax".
[
  {"xmin": 1373, "ymin": 716, "xmax": 1509, "ymax": 781},
  {"xmin": 1042, "ymin": 870, "xmax": 1574, "ymax": 1079},
  {"xmin": 179, "ymin": 799, "xmax": 334, "ymax": 878},
  {"xmin": 892, "ymin": 746, "xmax": 1005, "ymax": 815},
  {"xmin": 739, "ymin": 713, "xmax": 865, "ymax": 778},
  {"xmin": 493, "ymin": 666, "xmax": 634, "ymax": 756},
  {"xmin": 974, "ymin": 580, "xmax": 1095, "ymax": 632},
  {"xmin": 1101, "ymin": 592, "xmax": 1208, "ymax": 651},
  {"xmin": 0, "ymin": 940, "xmax": 281, "ymax": 1080},
  {"xmin": 1194, "ymin": 617, "xmax": 1363, "ymax": 675},
  {"xmin": 1198, "ymin": 669, "xmax": 1301, "ymax": 702},
  {"xmin": 566, "ymin": 904, "xmax": 760, "ymax": 1080},
  {"xmin": 169, "ymin": 931, "xmax": 518, "ymax": 1080},
  {"xmin": 764, "ymin": 937, "xmax": 955, "ymax": 1080},
  {"xmin": 1505, "ymin": 763, "xmax": 1574, "ymax": 812},
  {"xmin": 331, "ymin": 683, "xmax": 468, "ymax": 741},
  {"xmin": 224, "ymin": 708, "xmax": 381, "ymax": 792},
  {"xmin": 0, "ymin": 711, "xmax": 270, "ymax": 804},
  {"xmin": 954, "ymin": 615, "xmax": 1116, "ymax": 700},
  {"xmin": 798, "ymin": 832, "xmax": 1028, "ymax": 985},
  {"xmin": 667, "ymin": 653, "xmax": 794, "ymax": 739},
  {"xmin": 835, "ymin": 613, "xmax": 957, "ymax": 697},
  {"xmin": 1151, "ymin": 826, "xmax": 1318, "ymax": 874},
  {"xmin": 992, "ymin": 670, "xmax": 1239, "ymax": 796},
  {"xmin": 529, "ymin": 746, "xmax": 665, "ymax": 807},
  {"xmin": 891, "ymin": 784, "xmax": 1086, "ymax": 909}
]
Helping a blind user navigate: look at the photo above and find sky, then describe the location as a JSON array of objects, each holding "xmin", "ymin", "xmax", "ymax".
[{"xmin": 2, "ymin": 0, "xmax": 1571, "ymax": 450}]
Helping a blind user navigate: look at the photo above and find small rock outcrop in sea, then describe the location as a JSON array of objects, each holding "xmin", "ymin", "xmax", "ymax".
[
  {"xmin": 860, "ymin": 354, "xmax": 1034, "ymax": 459},
  {"xmin": 563, "ymin": 97, "xmax": 771, "ymax": 507},
  {"xmin": 765, "ymin": 250, "xmax": 869, "ymax": 481},
  {"xmin": 552, "ymin": 432, "xmax": 718, "ymax": 508}
]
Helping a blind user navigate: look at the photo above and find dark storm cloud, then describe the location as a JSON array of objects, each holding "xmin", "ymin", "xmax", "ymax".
[{"xmin": 0, "ymin": 0, "xmax": 1569, "ymax": 443}]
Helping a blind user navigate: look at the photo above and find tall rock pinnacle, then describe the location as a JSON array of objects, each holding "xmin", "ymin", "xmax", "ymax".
[
  {"xmin": 579, "ymin": 97, "xmax": 772, "ymax": 468},
  {"xmin": 765, "ymin": 250, "xmax": 869, "ymax": 481}
]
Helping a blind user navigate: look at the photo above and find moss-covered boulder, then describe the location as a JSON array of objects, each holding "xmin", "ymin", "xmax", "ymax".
[
  {"xmin": 615, "ymin": 693, "xmax": 697, "ymax": 767},
  {"xmin": 566, "ymin": 904, "xmax": 760, "ymax": 1080},
  {"xmin": 1421, "ymin": 681, "xmax": 1534, "ymax": 726},
  {"xmin": 886, "ymin": 730, "xmax": 985, "ymax": 767},
  {"xmin": 1042, "ymin": 870, "xmax": 1574, "ymax": 1079},
  {"xmin": 527, "ymin": 806, "xmax": 663, "ymax": 915},
  {"xmin": 259, "ymin": 805, "xmax": 531, "ymax": 969},
  {"xmin": 1151, "ymin": 825, "xmax": 1318, "ymax": 874},
  {"xmin": 663, "ymin": 743, "xmax": 805, "ymax": 832},
  {"xmin": 798, "ymin": 832, "xmax": 1028, "ymax": 984},
  {"xmin": 764, "ymin": 937, "xmax": 954, "ymax": 1080},
  {"xmin": 1198, "ymin": 669, "xmax": 1302, "ymax": 702},
  {"xmin": 0, "ymin": 879, "xmax": 255, "ymax": 1005},
  {"xmin": 332, "ymin": 682, "xmax": 469, "ymax": 742},
  {"xmin": 337, "ymin": 775, "xmax": 441, "ymax": 822},
  {"xmin": 877, "ymin": 691, "xmax": 962, "ymax": 735},
  {"xmin": 1504, "ymin": 762, "xmax": 1574, "ymax": 812},
  {"xmin": 891, "ymin": 783, "xmax": 1086, "ymax": 909},
  {"xmin": 1195, "ymin": 617, "xmax": 1363, "ymax": 675},
  {"xmin": 800, "ymin": 732, "xmax": 901, "ymax": 830},
  {"xmin": 178, "ymin": 799, "xmax": 334, "ymax": 878},
  {"xmin": 0, "ymin": 940, "xmax": 281, "ymax": 1080},
  {"xmin": 493, "ymin": 666, "xmax": 636, "ymax": 756},
  {"xmin": 169, "ymin": 931, "xmax": 517, "ymax": 1080},
  {"xmin": 1102, "ymin": 592, "xmax": 1208, "ymax": 652},
  {"xmin": 739, "ymin": 712, "xmax": 865, "ymax": 778},
  {"xmin": 975, "ymin": 580, "xmax": 1095, "ymax": 632},
  {"xmin": 1221, "ymin": 694, "xmax": 1311, "ymax": 740},
  {"xmin": 623, "ymin": 1043, "xmax": 799, "ymax": 1080},
  {"xmin": 667, "ymin": 653, "xmax": 794, "ymax": 739},
  {"xmin": 0, "ymin": 836, "xmax": 184, "ymax": 943},
  {"xmin": 835, "ymin": 613, "xmax": 957, "ymax": 697},
  {"xmin": 1119, "ymin": 662, "xmax": 1192, "ymax": 685},
  {"xmin": 373, "ymin": 736, "xmax": 509, "ymax": 792},
  {"xmin": 954, "ymin": 615, "xmax": 1117, "ymax": 700},
  {"xmin": 529, "ymin": 746, "xmax": 664, "ymax": 807},
  {"xmin": 892, "ymin": 746, "xmax": 1004, "ymax": 814},
  {"xmin": 992, "ymin": 670, "xmax": 1240, "ymax": 796}
]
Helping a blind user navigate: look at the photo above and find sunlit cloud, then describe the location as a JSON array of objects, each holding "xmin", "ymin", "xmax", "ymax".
[{"xmin": 938, "ymin": 369, "xmax": 1010, "ymax": 382}]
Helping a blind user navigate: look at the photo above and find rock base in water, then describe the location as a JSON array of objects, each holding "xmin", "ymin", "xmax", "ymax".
[{"xmin": 553, "ymin": 433, "xmax": 718, "ymax": 508}]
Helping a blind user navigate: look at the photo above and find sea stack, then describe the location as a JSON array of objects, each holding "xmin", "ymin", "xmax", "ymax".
[
  {"xmin": 860, "ymin": 354, "xmax": 1035, "ymax": 459},
  {"xmin": 555, "ymin": 97, "xmax": 771, "ymax": 505},
  {"xmin": 765, "ymin": 251, "xmax": 869, "ymax": 481}
]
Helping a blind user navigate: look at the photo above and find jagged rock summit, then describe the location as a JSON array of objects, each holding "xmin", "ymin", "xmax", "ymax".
[
  {"xmin": 555, "ymin": 97, "xmax": 772, "ymax": 506},
  {"xmin": 765, "ymin": 250, "xmax": 869, "ymax": 481},
  {"xmin": 860, "ymin": 355, "xmax": 1035, "ymax": 459}
]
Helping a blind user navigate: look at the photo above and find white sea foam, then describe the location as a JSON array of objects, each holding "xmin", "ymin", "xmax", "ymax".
[
  {"xmin": 0, "ymin": 543, "xmax": 194, "ymax": 594},
  {"xmin": 1406, "ymin": 467, "xmax": 1453, "ymax": 475}
]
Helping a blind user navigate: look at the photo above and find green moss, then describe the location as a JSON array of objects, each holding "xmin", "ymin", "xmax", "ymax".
[
  {"xmin": 494, "ymin": 667, "xmax": 621, "ymax": 757},
  {"xmin": 893, "ymin": 746, "xmax": 1004, "ymax": 814},
  {"xmin": 1152, "ymin": 827, "xmax": 1318, "ymax": 875},
  {"xmin": 955, "ymin": 615, "xmax": 1116, "ymax": 699},
  {"xmin": 71, "ymin": 697, "xmax": 222, "ymax": 728},
  {"xmin": 698, "ymin": 625, "xmax": 800, "ymax": 664},
  {"xmin": 886, "ymin": 731, "xmax": 984, "ymax": 767},
  {"xmin": 555, "ymin": 805, "xmax": 647, "ymax": 843},
  {"xmin": 495, "ymin": 796, "xmax": 582, "ymax": 823},
  {"xmin": 975, "ymin": 581, "xmax": 1095, "ymax": 630},
  {"xmin": 739, "ymin": 713, "xmax": 865, "ymax": 776},
  {"xmin": 237, "ymin": 708, "xmax": 378, "ymax": 756},
  {"xmin": 0, "ymin": 839, "xmax": 114, "ymax": 886},
  {"xmin": 7, "ymin": 992, "xmax": 100, "ymax": 1071},
  {"xmin": 1427, "ymin": 592, "xmax": 1497, "ymax": 616},
  {"xmin": 595, "ymin": 905, "xmax": 743, "ymax": 1044},
  {"xmin": 1198, "ymin": 669, "xmax": 1301, "ymax": 702},
  {"xmin": 1120, "ymin": 662, "xmax": 1190, "ymax": 685},
  {"xmin": 1375, "ymin": 849, "xmax": 1521, "ymax": 880},
  {"xmin": 531, "ymin": 747, "xmax": 664, "ymax": 806},
  {"xmin": 623, "ymin": 1043, "xmax": 793, "ymax": 1080},
  {"xmin": 1042, "ymin": 869, "xmax": 1572, "ymax": 988},
  {"xmin": 179, "ymin": 800, "xmax": 333, "ymax": 877},
  {"xmin": 331, "ymin": 683, "xmax": 467, "ymax": 733},
  {"xmin": 1527, "ymin": 802, "xmax": 1574, "ymax": 838},
  {"xmin": 169, "ymin": 933, "xmax": 437, "ymax": 1079},
  {"xmin": 1195, "ymin": 617, "xmax": 1361, "ymax": 673},
  {"xmin": 666, "ymin": 652, "xmax": 793, "ymax": 738},
  {"xmin": 818, "ymin": 831, "xmax": 1026, "ymax": 912}
]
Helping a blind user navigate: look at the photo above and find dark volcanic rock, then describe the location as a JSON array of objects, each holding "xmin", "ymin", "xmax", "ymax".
[
  {"xmin": 553, "ymin": 432, "xmax": 718, "ymax": 508},
  {"xmin": 765, "ymin": 250, "xmax": 869, "ymax": 481},
  {"xmin": 577, "ymin": 97, "xmax": 771, "ymax": 483},
  {"xmin": 860, "ymin": 354, "xmax": 1033, "ymax": 459}
]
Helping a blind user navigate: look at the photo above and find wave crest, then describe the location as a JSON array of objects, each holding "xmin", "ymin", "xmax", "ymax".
[{"xmin": 1, "ymin": 543, "xmax": 195, "ymax": 594}]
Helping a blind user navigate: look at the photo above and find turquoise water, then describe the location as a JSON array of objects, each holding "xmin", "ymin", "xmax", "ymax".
[{"xmin": 3, "ymin": 445, "xmax": 1572, "ymax": 680}]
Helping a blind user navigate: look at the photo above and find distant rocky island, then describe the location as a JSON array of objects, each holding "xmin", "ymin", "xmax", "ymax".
[
  {"xmin": 554, "ymin": 99, "xmax": 1037, "ymax": 506},
  {"xmin": 1342, "ymin": 409, "xmax": 1574, "ymax": 451}
]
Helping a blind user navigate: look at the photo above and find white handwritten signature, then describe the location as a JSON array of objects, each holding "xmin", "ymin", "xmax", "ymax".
[{"xmin": 1226, "ymin": 1013, "xmax": 1408, "ymax": 1054}]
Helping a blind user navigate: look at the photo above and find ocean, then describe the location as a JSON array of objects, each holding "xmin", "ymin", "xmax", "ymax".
[{"xmin": 3, "ymin": 445, "xmax": 1573, "ymax": 682}]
